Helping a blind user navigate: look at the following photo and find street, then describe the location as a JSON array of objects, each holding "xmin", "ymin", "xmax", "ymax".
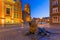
[{"xmin": 0, "ymin": 23, "xmax": 60, "ymax": 40}]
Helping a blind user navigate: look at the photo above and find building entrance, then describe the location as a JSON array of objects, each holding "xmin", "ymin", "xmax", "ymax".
[{"xmin": 6, "ymin": 17, "xmax": 11, "ymax": 24}]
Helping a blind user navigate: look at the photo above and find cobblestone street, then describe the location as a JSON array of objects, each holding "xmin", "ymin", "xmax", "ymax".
[{"xmin": 0, "ymin": 23, "xmax": 60, "ymax": 40}]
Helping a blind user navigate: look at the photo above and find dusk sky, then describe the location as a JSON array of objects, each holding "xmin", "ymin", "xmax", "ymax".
[{"xmin": 22, "ymin": 0, "xmax": 49, "ymax": 18}]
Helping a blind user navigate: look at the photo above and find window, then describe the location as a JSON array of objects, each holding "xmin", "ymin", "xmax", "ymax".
[
  {"xmin": 52, "ymin": 7, "xmax": 58, "ymax": 13},
  {"xmin": 52, "ymin": 16, "xmax": 58, "ymax": 23},
  {"xmin": 14, "ymin": 7, "xmax": 18, "ymax": 10},
  {"xmin": 14, "ymin": 13, "xmax": 16, "ymax": 18},
  {"xmin": 14, "ymin": 13, "xmax": 18, "ymax": 18},
  {"xmin": 6, "ymin": 8, "xmax": 10, "ymax": 15},
  {"xmin": 52, "ymin": 0, "xmax": 58, "ymax": 6},
  {"xmin": 17, "ymin": 14, "xmax": 18, "ymax": 18}
]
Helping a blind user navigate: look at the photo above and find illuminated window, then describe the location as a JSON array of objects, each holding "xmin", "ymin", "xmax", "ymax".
[
  {"xmin": 14, "ymin": 7, "xmax": 17, "ymax": 10},
  {"xmin": 14, "ymin": 13, "xmax": 16, "ymax": 18},
  {"xmin": 6, "ymin": 8, "xmax": 10, "ymax": 15},
  {"xmin": 52, "ymin": 7, "xmax": 58, "ymax": 13},
  {"xmin": 14, "ymin": 13, "xmax": 18, "ymax": 18}
]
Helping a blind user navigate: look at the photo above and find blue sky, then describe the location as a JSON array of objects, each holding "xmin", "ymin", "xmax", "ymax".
[{"xmin": 21, "ymin": 0, "xmax": 50, "ymax": 18}]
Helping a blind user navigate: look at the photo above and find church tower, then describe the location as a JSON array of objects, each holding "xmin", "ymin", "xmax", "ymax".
[{"xmin": 24, "ymin": 4, "xmax": 31, "ymax": 22}]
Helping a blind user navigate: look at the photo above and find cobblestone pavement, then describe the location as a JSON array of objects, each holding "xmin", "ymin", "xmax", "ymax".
[
  {"xmin": 0, "ymin": 27, "xmax": 60, "ymax": 40},
  {"xmin": 0, "ymin": 23, "xmax": 60, "ymax": 40}
]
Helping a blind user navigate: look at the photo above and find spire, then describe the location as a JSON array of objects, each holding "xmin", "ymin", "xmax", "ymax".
[{"xmin": 24, "ymin": 4, "xmax": 30, "ymax": 14}]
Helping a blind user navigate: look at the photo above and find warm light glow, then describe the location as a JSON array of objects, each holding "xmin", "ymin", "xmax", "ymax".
[
  {"xmin": 2, "ymin": 15, "xmax": 4, "ymax": 18},
  {"xmin": 12, "ymin": 20, "xmax": 14, "ymax": 23},
  {"xmin": 48, "ymin": 19, "xmax": 49, "ymax": 21},
  {"xmin": 13, "ymin": 1, "xmax": 16, "ymax": 3},
  {"xmin": 2, "ymin": 19, "xmax": 4, "ymax": 24},
  {"xmin": 7, "ymin": 0, "xmax": 15, "ymax": 3},
  {"xmin": 26, "ymin": 17, "xmax": 30, "ymax": 21},
  {"xmin": 0, "ymin": 0, "xmax": 23, "ymax": 24},
  {"xmin": 40, "ymin": 17, "xmax": 43, "ymax": 19}
]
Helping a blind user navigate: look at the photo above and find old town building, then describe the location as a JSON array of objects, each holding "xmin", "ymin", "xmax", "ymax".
[
  {"xmin": 0, "ymin": 0, "xmax": 22, "ymax": 24},
  {"xmin": 50, "ymin": 0, "xmax": 60, "ymax": 24}
]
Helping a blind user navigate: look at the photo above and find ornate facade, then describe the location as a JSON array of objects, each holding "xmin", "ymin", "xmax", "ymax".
[{"xmin": 0, "ymin": 0, "xmax": 22, "ymax": 24}]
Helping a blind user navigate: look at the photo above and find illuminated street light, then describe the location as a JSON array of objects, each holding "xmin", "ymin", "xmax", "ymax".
[{"xmin": 40, "ymin": 17, "xmax": 43, "ymax": 20}]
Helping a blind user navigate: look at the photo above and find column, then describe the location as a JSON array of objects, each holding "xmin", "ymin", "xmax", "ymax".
[
  {"xmin": 12, "ymin": 5, "xmax": 14, "ymax": 24},
  {"xmin": 2, "ymin": 0, "xmax": 4, "ymax": 24}
]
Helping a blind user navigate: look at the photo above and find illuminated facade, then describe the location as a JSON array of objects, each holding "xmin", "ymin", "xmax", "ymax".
[
  {"xmin": 23, "ymin": 4, "xmax": 31, "ymax": 22},
  {"xmin": 0, "ymin": 0, "xmax": 22, "ymax": 24},
  {"xmin": 50, "ymin": 0, "xmax": 60, "ymax": 24}
]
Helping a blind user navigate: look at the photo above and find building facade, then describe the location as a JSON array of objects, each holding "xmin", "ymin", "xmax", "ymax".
[
  {"xmin": 43, "ymin": 17, "xmax": 50, "ymax": 23},
  {"xmin": 32, "ymin": 18, "xmax": 40, "ymax": 23},
  {"xmin": 22, "ymin": 4, "xmax": 31, "ymax": 22},
  {"xmin": 50, "ymin": 0, "xmax": 60, "ymax": 24},
  {"xmin": 0, "ymin": 0, "xmax": 22, "ymax": 24}
]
